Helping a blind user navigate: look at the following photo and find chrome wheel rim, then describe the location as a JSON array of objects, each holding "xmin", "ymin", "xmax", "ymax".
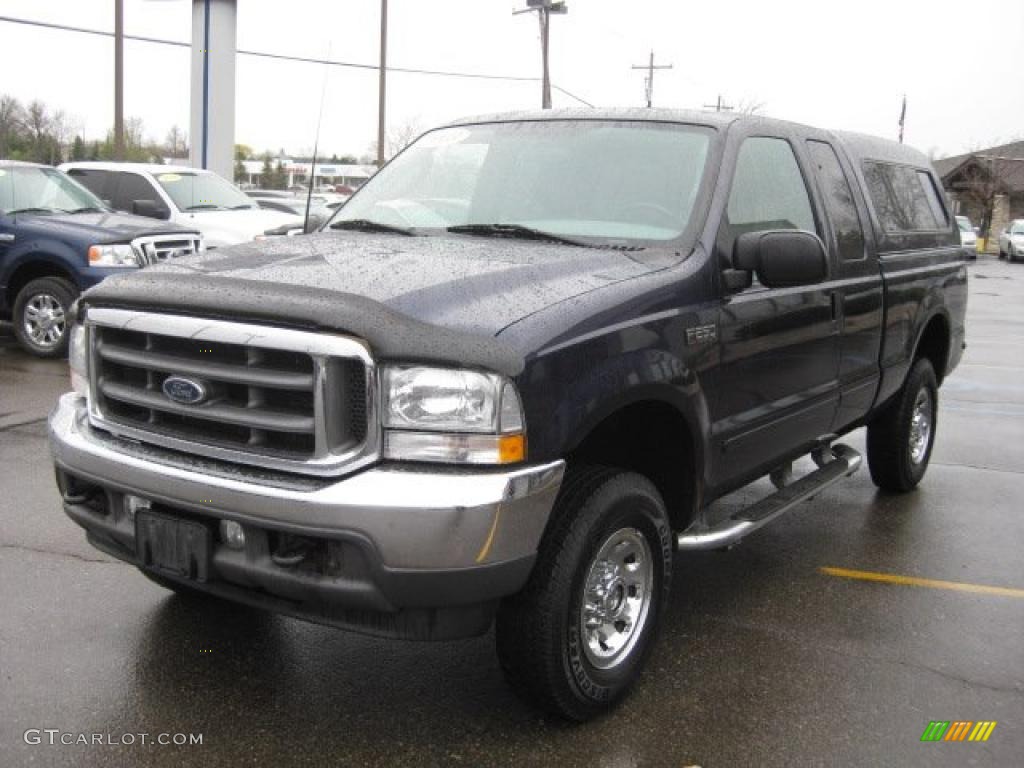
[
  {"xmin": 579, "ymin": 527, "xmax": 653, "ymax": 670},
  {"xmin": 23, "ymin": 293, "xmax": 67, "ymax": 349},
  {"xmin": 909, "ymin": 388, "xmax": 933, "ymax": 465}
]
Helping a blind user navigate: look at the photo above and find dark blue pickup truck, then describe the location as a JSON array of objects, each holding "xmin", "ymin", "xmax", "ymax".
[
  {"xmin": 49, "ymin": 110, "xmax": 967, "ymax": 720},
  {"xmin": 0, "ymin": 161, "xmax": 202, "ymax": 357}
]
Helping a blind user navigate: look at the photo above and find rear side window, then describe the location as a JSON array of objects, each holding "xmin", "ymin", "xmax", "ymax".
[
  {"xmin": 66, "ymin": 169, "xmax": 113, "ymax": 201},
  {"xmin": 112, "ymin": 173, "xmax": 162, "ymax": 214},
  {"xmin": 721, "ymin": 137, "xmax": 817, "ymax": 259},
  {"xmin": 807, "ymin": 141, "xmax": 865, "ymax": 260},
  {"xmin": 863, "ymin": 162, "xmax": 947, "ymax": 232}
]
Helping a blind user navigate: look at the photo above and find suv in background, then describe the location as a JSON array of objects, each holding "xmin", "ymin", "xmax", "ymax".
[
  {"xmin": 60, "ymin": 162, "xmax": 302, "ymax": 248},
  {"xmin": 0, "ymin": 160, "xmax": 201, "ymax": 357}
]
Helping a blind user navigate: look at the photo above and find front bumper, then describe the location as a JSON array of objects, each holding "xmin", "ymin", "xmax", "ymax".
[{"xmin": 49, "ymin": 393, "xmax": 564, "ymax": 639}]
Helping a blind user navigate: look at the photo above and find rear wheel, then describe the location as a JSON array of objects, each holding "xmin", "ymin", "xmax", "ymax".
[
  {"xmin": 1010, "ymin": 244, "xmax": 1018, "ymax": 263},
  {"xmin": 12, "ymin": 276, "xmax": 77, "ymax": 358},
  {"xmin": 495, "ymin": 467, "xmax": 673, "ymax": 721},
  {"xmin": 867, "ymin": 358, "xmax": 938, "ymax": 492}
]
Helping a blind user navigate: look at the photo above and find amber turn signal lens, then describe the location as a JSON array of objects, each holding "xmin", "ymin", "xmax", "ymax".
[{"xmin": 497, "ymin": 433, "xmax": 526, "ymax": 464}]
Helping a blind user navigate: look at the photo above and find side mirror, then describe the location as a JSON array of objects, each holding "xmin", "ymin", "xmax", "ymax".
[
  {"xmin": 733, "ymin": 230, "xmax": 828, "ymax": 288},
  {"xmin": 132, "ymin": 199, "xmax": 170, "ymax": 220}
]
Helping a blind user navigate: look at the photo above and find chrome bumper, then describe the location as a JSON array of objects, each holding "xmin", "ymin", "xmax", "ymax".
[{"xmin": 49, "ymin": 393, "xmax": 564, "ymax": 573}]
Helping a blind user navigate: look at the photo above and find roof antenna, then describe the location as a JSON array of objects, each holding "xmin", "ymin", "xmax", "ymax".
[{"xmin": 304, "ymin": 43, "xmax": 331, "ymax": 233}]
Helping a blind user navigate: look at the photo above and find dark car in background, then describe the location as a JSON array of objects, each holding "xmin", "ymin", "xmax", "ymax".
[{"xmin": 0, "ymin": 161, "xmax": 202, "ymax": 357}]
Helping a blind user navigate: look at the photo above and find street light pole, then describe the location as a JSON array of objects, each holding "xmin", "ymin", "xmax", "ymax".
[
  {"xmin": 377, "ymin": 0, "xmax": 388, "ymax": 166},
  {"xmin": 114, "ymin": 0, "xmax": 124, "ymax": 159}
]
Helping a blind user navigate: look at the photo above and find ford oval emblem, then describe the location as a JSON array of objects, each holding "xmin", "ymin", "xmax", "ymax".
[{"xmin": 162, "ymin": 375, "xmax": 208, "ymax": 405}]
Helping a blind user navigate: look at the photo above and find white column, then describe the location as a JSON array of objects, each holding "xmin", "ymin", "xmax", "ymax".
[{"xmin": 190, "ymin": 0, "xmax": 236, "ymax": 181}]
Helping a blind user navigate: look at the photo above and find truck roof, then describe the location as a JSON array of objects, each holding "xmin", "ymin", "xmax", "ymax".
[
  {"xmin": 442, "ymin": 108, "xmax": 934, "ymax": 168},
  {"xmin": 59, "ymin": 161, "xmax": 210, "ymax": 175}
]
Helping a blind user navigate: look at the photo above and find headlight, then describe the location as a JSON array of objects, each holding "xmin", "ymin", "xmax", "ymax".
[
  {"xmin": 382, "ymin": 365, "xmax": 525, "ymax": 464},
  {"xmin": 68, "ymin": 323, "xmax": 89, "ymax": 397},
  {"xmin": 88, "ymin": 243, "xmax": 139, "ymax": 267}
]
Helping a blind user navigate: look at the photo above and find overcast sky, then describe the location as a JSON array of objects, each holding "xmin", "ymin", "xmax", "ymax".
[{"xmin": 1, "ymin": 0, "xmax": 1022, "ymax": 160}]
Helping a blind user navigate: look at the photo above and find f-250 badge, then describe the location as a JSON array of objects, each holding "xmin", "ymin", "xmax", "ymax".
[{"xmin": 685, "ymin": 324, "xmax": 718, "ymax": 345}]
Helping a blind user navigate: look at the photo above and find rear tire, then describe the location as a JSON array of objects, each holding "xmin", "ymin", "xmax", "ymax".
[
  {"xmin": 495, "ymin": 467, "xmax": 673, "ymax": 721},
  {"xmin": 867, "ymin": 358, "xmax": 938, "ymax": 492},
  {"xmin": 12, "ymin": 276, "xmax": 77, "ymax": 358}
]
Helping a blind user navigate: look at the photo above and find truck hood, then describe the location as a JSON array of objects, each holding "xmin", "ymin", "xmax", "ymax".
[
  {"xmin": 130, "ymin": 230, "xmax": 679, "ymax": 335},
  {"xmin": 182, "ymin": 208, "xmax": 303, "ymax": 246},
  {"xmin": 13, "ymin": 210, "xmax": 196, "ymax": 243}
]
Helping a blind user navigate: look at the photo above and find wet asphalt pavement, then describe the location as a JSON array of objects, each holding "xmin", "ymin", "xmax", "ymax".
[{"xmin": 1, "ymin": 254, "xmax": 1022, "ymax": 767}]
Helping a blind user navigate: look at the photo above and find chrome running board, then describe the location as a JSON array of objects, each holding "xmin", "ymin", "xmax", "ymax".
[{"xmin": 676, "ymin": 444, "xmax": 862, "ymax": 552}]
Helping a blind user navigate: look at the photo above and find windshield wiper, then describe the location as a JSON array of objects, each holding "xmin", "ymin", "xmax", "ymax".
[
  {"xmin": 184, "ymin": 203, "xmax": 226, "ymax": 211},
  {"xmin": 230, "ymin": 203, "xmax": 256, "ymax": 210},
  {"xmin": 7, "ymin": 207, "xmax": 61, "ymax": 215},
  {"xmin": 67, "ymin": 206, "xmax": 107, "ymax": 214},
  {"xmin": 330, "ymin": 218, "xmax": 416, "ymax": 236},
  {"xmin": 446, "ymin": 223, "xmax": 586, "ymax": 247}
]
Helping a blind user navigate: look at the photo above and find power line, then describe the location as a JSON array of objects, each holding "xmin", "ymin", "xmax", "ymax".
[
  {"xmin": 0, "ymin": 12, "xmax": 593, "ymax": 101},
  {"xmin": 631, "ymin": 50, "xmax": 671, "ymax": 108}
]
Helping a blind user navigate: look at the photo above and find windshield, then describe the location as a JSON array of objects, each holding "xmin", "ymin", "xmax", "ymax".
[
  {"xmin": 330, "ymin": 120, "xmax": 714, "ymax": 245},
  {"xmin": 956, "ymin": 217, "xmax": 972, "ymax": 232},
  {"xmin": 1012, "ymin": 222, "xmax": 1024, "ymax": 235},
  {"xmin": 0, "ymin": 165, "xmax": 107, "ymax": 215},
  {"xmin": 155, "ymin": 171, "xmax": 256, "ymax": 211}
]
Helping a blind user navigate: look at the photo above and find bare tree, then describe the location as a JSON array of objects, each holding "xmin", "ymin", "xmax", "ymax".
[
  {"xmin": 0, "ymin": 95, "xmax": 25, "ymax": 157},
  {"xmin": 368, "ymin": 118, "xmax": 423, "ymax": 164},
  {"xmin": 165, "ymin": 125, "xmax": 188, "ymax": 157},
  {"xmin": 736, "ymin": 98, "xmax": 765, "ymax": 115},
  {"xmin": 955, "ymin": 158, "xmax": 1006, "ymax": 238},
  {"xmin": 24, "ymin": 100, "xmax": 51, "ymax": 161}
]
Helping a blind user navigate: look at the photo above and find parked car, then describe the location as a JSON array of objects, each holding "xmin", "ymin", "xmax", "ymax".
[
  {"xmin": 245, "ymin": 190, "xmax": 331, "ymax": 231},
  {"xmin": 50, "ymin": 110, "xmax": 966, "ymax": 721},
  {"xmin": 0, "ymin": 160, "xmax": 201, "ymax": 357},
  {"xmin": 59, "ymin": 162, "xmax": 302, "ymax": 248},
  {"xmin": 955, "ymin": 215, "xmax": 977, "ymax": 258},
  {"xmin": 998, "ymin": 219, "xmax": 1024, "ymax": 261}
]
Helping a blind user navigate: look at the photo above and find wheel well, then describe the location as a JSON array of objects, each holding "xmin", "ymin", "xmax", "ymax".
[
  {"xmin": 915, "ymin": 314, "xmax": 951, "ymax": 383},
  {"xmin": 5, "ymin": 259, "xmax": 74, "ymax": 309},
  {"xmin": 567, "ymin": 400, "xmax": 698, "ymax": 531}
]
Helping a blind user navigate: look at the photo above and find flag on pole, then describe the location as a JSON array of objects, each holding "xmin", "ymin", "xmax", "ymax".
[{"xmin": 898, "ymin": 95, "xmax": 907, "ymax": 144}]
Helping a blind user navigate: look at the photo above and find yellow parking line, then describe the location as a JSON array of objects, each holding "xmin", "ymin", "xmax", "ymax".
[{"xmin": 819, "ymin": 567, "xmax": 1024, "ymax": 598}]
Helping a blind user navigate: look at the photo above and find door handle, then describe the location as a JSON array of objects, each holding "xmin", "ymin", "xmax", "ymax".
[{"xmin": 0, "ymin": 233, "xmax": 14, "ymax": 243}]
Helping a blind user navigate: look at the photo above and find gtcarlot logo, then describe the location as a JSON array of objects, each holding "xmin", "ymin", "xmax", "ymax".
[{"xmin": 24, "ymin": 729, "xmax": 203, "ymax": 746}]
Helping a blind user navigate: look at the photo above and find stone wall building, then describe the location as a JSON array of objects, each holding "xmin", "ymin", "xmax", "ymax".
[{"xmin": 934, "ymin": 140, "xmax": 1024, "ymax": 250}]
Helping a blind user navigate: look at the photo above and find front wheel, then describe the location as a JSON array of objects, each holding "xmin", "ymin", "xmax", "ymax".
[
  {"xmin": 12, "ymin": 276, "xmax": 78, "ymax": 358},
  {"xmin": 495, "ymin": 468, "xmax": 673, "ymax": 721},
  {"xmin": 867, "ymin": 358, "xmax": 938, "ymax": 492}
]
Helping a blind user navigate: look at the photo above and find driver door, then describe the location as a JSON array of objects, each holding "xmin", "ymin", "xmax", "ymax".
[{"xmin": 708, "ymin": 131, "xmax": 840, "ymax": 490}]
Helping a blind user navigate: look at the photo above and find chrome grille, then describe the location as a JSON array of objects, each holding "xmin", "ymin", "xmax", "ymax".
[
  {"xmin": 85, "ymin": 308, "xmax": 377, "ymax": 476},
  {"xmin": 132, "ymin": 234, "xmax": 203, "ymax": 265}
]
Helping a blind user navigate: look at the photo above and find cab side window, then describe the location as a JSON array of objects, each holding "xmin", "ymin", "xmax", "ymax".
[
  {"xmin": 862, "ymin": 162, "xmax": 947, "ymax": 232},
  {"xmin": 719, "ymin": 137, "xmax": 817, "ymax": 266},
  {"xmin": 66, "ymin": 169, "xmax": 114, "ymax": 204},
  {"xmin": 112, "ymin": 173, "xmax": 163, "ymax": 216},
  {"xmin": 807, "ymin": 140, "xmax": 866, "ymax": 260}
]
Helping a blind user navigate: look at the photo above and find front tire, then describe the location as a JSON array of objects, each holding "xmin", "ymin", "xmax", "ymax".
[
  {"xmin": 12, "ymin": 276, "xmax": 78, "ymax": 358},
  {"xmin": 867, "ymin": 358, "xmax": 938, "ymax": 492},
  {"xmin": 496, "ymin": 468, "xmax": 673, "ymax": 721}
]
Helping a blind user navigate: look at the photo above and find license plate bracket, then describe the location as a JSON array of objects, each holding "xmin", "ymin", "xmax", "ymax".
[{"xmin": 136, "ymin": 509, "xmax": 212, "ymax": 582}]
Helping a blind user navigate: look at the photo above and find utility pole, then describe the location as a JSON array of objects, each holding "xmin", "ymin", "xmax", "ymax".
[
  {"xmin": 114, "ymin": 0, "xmax": 124, "ymax": 159},
  {"xmin": 703, "ymin": 94, "xmax": 733, "ymax": 112},
  {"xmin": 514, "ymin": 0, "xmax": 568, "ymax": 109},
  {"xmin": 631, "ymin": 50, "xmax": 672, "ymax": 108},
  {"xmin": 376, "ymin": 0, "xmax": 388, "ymax": 166}
]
